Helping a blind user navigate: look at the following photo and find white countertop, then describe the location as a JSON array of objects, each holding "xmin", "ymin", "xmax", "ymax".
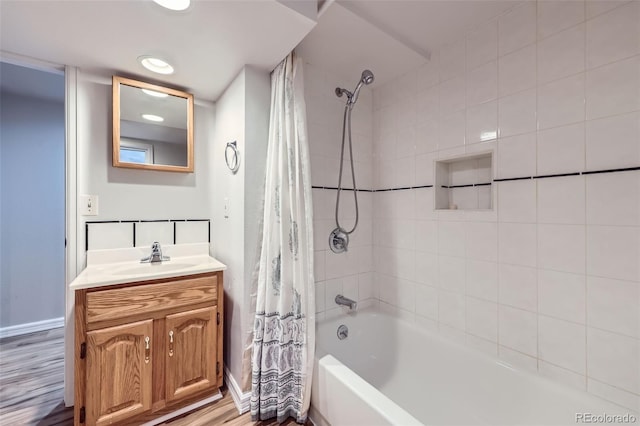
[{"xmin": 70, "ymin": 243, "xmax": 226, "ymax": 290}]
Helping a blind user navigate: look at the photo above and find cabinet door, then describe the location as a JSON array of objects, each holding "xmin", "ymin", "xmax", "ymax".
[
  {"xmin": 86, "ymin": 319, "xmax": 153, "ymax": 426},
  {"xmin": 165, "ymin": 306, "xmax": 217, "ymax": 403}
]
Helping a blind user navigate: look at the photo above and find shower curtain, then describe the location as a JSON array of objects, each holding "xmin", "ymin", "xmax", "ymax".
[{"xmin": 250, "ymin": 52, "xmax": 315, "ymax": 423}]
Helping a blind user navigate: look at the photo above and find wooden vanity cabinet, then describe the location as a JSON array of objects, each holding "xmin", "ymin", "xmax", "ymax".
[{"xmin": 74, "ymin": 271, "xmax": 223, "ymax": 426}]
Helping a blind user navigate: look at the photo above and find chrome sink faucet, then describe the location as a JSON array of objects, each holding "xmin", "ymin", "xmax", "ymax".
[
  {"xmin": 140, "ymin": 241, "xmax": 170, "ymax": 263},
  {"xmin": 335, "ymin": 294, "xmax": 357, "ymax": 310}
]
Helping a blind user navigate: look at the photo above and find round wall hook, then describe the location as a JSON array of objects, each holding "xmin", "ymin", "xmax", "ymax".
[{"xmin": 225, "ymin": 141, "xmax": 240, "ymax": 173}]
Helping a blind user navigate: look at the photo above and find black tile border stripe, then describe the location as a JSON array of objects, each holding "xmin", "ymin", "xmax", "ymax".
[
  {"xmin": 311, "ymin": 184, "xmax": 434, "ymax": 192},
  {"xmin": 312, "ymin": 166, "xmax": 638, "ymax": 192}
]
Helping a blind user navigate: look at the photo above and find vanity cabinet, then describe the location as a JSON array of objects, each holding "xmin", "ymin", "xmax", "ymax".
[{"xmin": 74, "ymin": 271, "xmax": 223, "ymax": 426}]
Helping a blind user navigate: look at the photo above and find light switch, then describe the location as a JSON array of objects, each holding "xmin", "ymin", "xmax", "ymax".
[
  {"xmin": 80, "ymin": 195, "xmax": 99, "ymax": 216},
  {"xmin": 224, "ymin": 197, "xmax": 229, "ymax": 218}
]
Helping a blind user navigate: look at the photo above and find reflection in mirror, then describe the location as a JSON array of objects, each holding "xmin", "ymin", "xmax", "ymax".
[{"xmin": 112, "ymin": 76, "xmax": 194, "ymax": 172}]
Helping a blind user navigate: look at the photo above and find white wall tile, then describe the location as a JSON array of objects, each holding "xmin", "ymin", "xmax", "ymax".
[
  {"xmin": 587, "ymin": 226, "xmax": 640, "ymax": 281},
  {"xmin": 499, "ymin": 346, "xmax": 539, "ymax": 373},
  {"xmin": 587, "ymin": 276, "xmax": 639, "ymax": 338},
  {"xmin": 499, "ymin": 44, "xmax": 537, "ymax": 97},
  {"xmin": 466, "ymin": 260, "xmax": 498, "ymax": 302},
  {"xmin": 466, "ymin": 297, "xmax": 498, "ymax": 341},
  {"xmin": 314, "ymin": 250, "xmax": 326, "ymax": 282},
  {"xmin": 466, "ymin": 61, "xmax": 498, "ymax": 107},
  {"xmin": 440, "ymin": 38, "xmax": 466, "ymax": 80},
  {"xmin": 586, "ymin": 1, "xmax": 640, "ymax": 69},
  {"xmin": 135, "ymin": 221, "xmax": 173, "ymax": 247},
  {"xmin": 586, "ymin": 171, "xmax": 640, "ymax": 226},
  {"xmin": 415, "ymin": 252, "xmax": 438, "ymax": 287},
  {"xmin": 415, "ymin": 284, "xmax": 438, "ymax": 319},
  {"xmin": 438, "ymin": 221, "xmax": 466, "ymax": 256},
  {"xmin": 466, "ymin": 101, "xmax": 498, "ymax": 144},
  {"xmin": 586, "ymin": 55, "xmax": 640, "ymax": 120},
  {"xmin": 416, "ymin": 86, "xmax": 439, "ymax": 125},
  {"xmin": 315, "ymin": 282, "xmax": 326, "ymax": 313},
  {"xmin": 498, "ymin": 89, "xmax": 537, "ymax": 138},
  {"xmin": 439, "ymin": 255, "xmax": 466, "ymax": 293},
  {"xmin": 438, "ymin": 289, "xmax": 466, "ymax": 330},
  {"xmin": 175, "ymin": 221, "xmax": 209, "ymax": 244},
  {"xmin": 537, "ymin": 175, "xmax": 586, "ymax": 224},
  {"xmin": 416, "ymin": 54, "xmax": 440, "ymax": 91},
  {"xmin": 498, "ymin": 180, "xmax": 537, "ymax": 223},
  {"xmin": 499, "ymin": 1, "xmax": 537, "ymax": 56},
  {"xmin": 587, "ymin": 378, "xmax": 640, "ymax": 412},
  {"xmin": 539, "ymin": 315, "xmax": 586, "ymax": 373},
  {"xmin": 587, "ymin": 327, "xmax": 640, "ymax": 394},
  {"xmin": 415, "ymin": 220, "xmax": 438, "ymax": 253},
  {"xmin": 538, "ymin": 269, "xmax": 586, "ymax": 323},
  {"xmin": 537, "ymin": 122, "xmax": 585, "ymax": 175},
  {"xmin": 586, "ymin": 0, "xmax": 630, "ymax": 19},
  {"xmin": 439, "ymin": 111, "xmax": 466, "ymax": 149},
  {"xmin": 537, "ymin": 0, "xmax": 586, "ymax": 39},
  {"xmin": 87, "ymin": 222, "xmax": 133, "ymax": 250},
  {"xmin": 585, "ymin": 112, "xmax": 640, "ymax": 171},
  {"xmin": 499, "ymin": 223, "xmax": 538, "ymax": 267},
  {"xmin": 467, "ymin": 20, "xmax": 498, "ymax": 70},
  {"xmin": 537, "ymin": 73, "xmax": 585, "ymax": 130},
  {"xmin": 538, "ymin": 224, "xmax": 586, "ymax": 274},
  {"xmin": 439, "ymin": 76, "xmax": 466, "ymax": 116},
  {"xmin": 497, "ymin": 133, "xmax": 537, "ymax": 179},
  {"xmin": 465, "ymin": 222, "xmax": 498, "ymax": 262},
  {"xmin": 539, "ymin": 361, "xmax": 586, "ymax": 391},
  {"xmin": 499, "ymin": 305, "xmax": 538, "ymax": 356},
  {"xmin": 537, "ymin": 24, "xmax": 585, "ymax": 84},
  {"xmin": 499, "ymin": 263, "xmax": 538, "ymax": 311}
]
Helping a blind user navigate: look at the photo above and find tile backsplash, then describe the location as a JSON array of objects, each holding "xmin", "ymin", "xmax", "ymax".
[{"xmin": 86, "ymin": 219, "xmax": 210, "ymax": 252}]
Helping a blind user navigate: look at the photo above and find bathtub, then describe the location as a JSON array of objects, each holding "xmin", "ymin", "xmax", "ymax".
[{"xmin": 310, "ymin": 306, "xmax": 637, "ymax": 426}]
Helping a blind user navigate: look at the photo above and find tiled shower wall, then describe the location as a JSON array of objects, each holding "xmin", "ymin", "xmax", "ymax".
[
  {"xmin": 304, "ymin": 63, "xmax": 376, "ymax": 318},
  {"xmin": 371, "ymin": 0, "xmax": 639, "ymax": 411}
]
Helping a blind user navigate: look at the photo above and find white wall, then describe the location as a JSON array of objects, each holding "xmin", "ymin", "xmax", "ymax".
[
  {"xmin": 0, "ymin": 91, "xmax": 65, "ymax": 327},
  {"xmin": 371, "ymin": 0, "xmax": 639, "ymax": 411},
  {"xmin": 304, "ymin": 62, "xmax": 376, "ymax": 319},
  {"xmin": 211, "ymin": 66, "xmax": 270, "ymax": 392}
]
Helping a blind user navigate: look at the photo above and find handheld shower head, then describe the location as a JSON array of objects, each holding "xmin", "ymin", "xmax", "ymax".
[
  {"xmin": 361, "ymin": 70, "xmax": 374, "ymax": 85},
  {"xmin": 350, "ymin": 69, "xmax": 375, "ymax": 106}
]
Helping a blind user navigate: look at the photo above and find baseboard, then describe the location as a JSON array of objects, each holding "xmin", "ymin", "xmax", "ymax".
[
  {"xmin": 0, "ymin": 317, "xmax": 64, "ymax": 339},
  {"xmin": 224, "ymin": 366, "xmax": 251, "ymax": 414}
]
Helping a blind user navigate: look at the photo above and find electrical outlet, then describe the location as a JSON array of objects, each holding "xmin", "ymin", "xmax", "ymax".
[{"xmin": 80, "ymin": 195, "xmax": 99, "ymax": 216}]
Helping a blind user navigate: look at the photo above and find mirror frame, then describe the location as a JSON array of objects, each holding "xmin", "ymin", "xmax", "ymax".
[{"xmin": 112, "ymin": 75, "xmax": 194, "ymax": 173}]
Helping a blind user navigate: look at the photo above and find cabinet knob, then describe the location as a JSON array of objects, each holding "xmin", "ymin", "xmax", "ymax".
[
  {"xmin": 144, "ymin": 336, "xmax": 150, "ymax": 364},
  {"xmin": 169, "ymin": 331, "xmax": 174, "ymax": 357}
]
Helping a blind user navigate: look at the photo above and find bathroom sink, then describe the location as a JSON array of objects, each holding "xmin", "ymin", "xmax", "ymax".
[{"xmin": 111, "ymin": 262, "xmax": 198, "ymax": 276}]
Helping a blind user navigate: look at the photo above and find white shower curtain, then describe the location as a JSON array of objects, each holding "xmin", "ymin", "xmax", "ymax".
[{"xmin": 250, "ymin": 52, "xmax": 315, "ymax": 423}]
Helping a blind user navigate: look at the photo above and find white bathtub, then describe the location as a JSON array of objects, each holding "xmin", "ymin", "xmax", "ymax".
[{"xmin": 311, "ymin": 307, "xmax": 637, "ymax": 426}]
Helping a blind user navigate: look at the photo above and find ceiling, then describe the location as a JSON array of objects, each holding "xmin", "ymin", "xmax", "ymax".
[
  {"xmin": 298, "ymin": 0, "xmax": 522, "ymax": 87},
  {"xmin": 0, "ymin": 0, "xmax": 524, "ymax": 102},
  {"xmin": 0, "ymin": 0, "xmax": 316, "ymax": 101},
  {"xmin": 120, "ymin": 83, "xmax": 187, "ymax": 129}
]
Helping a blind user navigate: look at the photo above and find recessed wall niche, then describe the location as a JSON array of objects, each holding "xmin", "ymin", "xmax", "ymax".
[{"xmin": 435, "ymin": 152, "xmax": 493, "ymax": 210}]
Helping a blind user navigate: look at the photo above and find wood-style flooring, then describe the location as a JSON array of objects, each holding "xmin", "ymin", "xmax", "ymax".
[{"xmin": 0, "ymin": 328, "xmax": 308, "ymax": 425}]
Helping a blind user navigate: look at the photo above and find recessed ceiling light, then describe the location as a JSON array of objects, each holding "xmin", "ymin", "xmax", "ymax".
[
  {"xmin": 138, "ymin": 56, "xmax": 174, "ymax": 75},
  {"xmin": 142, "ymin": 114, "xmax": 164, "ymax": 122},
  {"xmin": 142, "ymin": 89, "xmax": 169, "ymax": 98},
  {"xmin": 152, "ymin": 0, "xmax": 190, "ymax": 11}
]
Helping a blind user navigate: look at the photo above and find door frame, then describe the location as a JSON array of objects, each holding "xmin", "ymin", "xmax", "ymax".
[{"xmin": 0, "ymin": 51, "xmax": 78, "ymax": 406}]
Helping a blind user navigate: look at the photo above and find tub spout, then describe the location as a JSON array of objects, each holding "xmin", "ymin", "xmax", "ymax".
[{"xmin": 335, "ymin": 294, "xmax": 357, "ymax": 310}]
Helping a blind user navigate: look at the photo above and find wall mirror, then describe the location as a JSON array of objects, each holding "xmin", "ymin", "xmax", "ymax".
[{"xmin": 113, "ymin": 76, "xmax": 194, "ymax": 172}]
